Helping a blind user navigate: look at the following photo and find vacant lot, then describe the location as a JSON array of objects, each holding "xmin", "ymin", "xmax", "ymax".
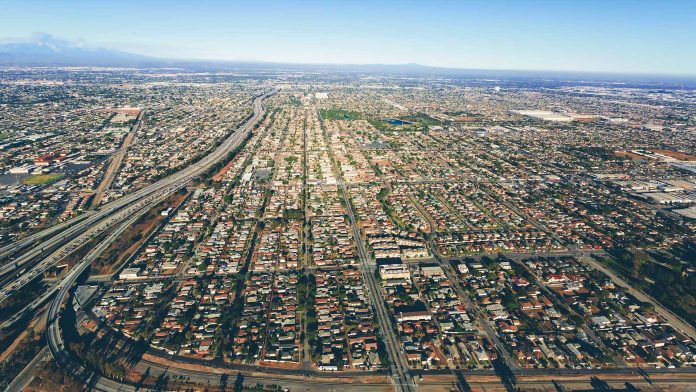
[{"xmin": 21, "ymin": 173, "xmax": 63, "ymax": 185}]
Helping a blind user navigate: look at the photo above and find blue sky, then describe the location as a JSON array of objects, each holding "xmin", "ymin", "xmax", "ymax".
[{"xmin": 1, "ymin": 0, "xmax": 695, "ymax": 74}]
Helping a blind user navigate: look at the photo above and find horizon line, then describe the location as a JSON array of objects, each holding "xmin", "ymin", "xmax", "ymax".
[{"xmin": 2, "ymin": 34, "xmax": 696, "ymax": 79}]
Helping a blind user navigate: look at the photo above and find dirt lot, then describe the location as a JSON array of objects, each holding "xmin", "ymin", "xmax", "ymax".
[
  {"xmin": 93, "ymin": 190, "xmax": 189, "ymax": 275},
  {"xmin": 615, "ymin": 150, "xmax": 646, "ymax": 160},
  {"xmin": 0, "ymin": 305, "xmax": 47, "ymax": 362},
  {"xmin": 212, "ymin": 158, "xmax": 237, "ymax": 182},
  {"xmin": 652, "ymin": 149, "xmax": 696, "ymax": 161}
]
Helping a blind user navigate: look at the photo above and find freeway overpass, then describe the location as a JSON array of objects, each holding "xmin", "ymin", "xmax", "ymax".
[
  {"xmin": 0, "ymin": 90, "xmax": 274, "ymax": 271},
  {"xmin": 40, "ymin": 93, "xmax": 696, "ymax": 392},
  {"xmin": 0, "ymin": 189, "xmax": 176, "ymax": 331},
  {"xmin": 0, "ymin": 90, "xmax": 275, "ymax": 309}
]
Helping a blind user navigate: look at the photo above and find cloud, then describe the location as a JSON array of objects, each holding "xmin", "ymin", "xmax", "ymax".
[
  {"xmin": 0, "ymin": 32, "xmax": 90, "ymax": 50},
  {"xmin": 29, "ymin": 32, "xmax": 89, "ymax": 49}
]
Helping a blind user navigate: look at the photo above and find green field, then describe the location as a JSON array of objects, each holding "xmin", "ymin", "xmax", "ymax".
[
  {"xmin": 401, "ymin": 113, "xmax": 442, "ymax": 127},
  {"xmin": 21, "ymin": 173, "xmax": 63, "ymax": 185},
  {"xmin": 319, "ymin": 109, "xmax": 363, "ymax": 120}
]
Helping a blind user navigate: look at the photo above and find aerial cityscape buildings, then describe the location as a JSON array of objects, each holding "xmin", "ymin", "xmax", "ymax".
[
  {"xmin": 0, "ymin": 2, "xmax": 695, "ymax": 392},
  {"xmin": 0, "ymin": 66, "xmax": 694, "ymax": 392}
]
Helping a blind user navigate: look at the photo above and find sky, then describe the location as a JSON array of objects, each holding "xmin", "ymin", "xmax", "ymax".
[{"xmin": 1, "ymin": 0, "xmax": 695, "ymax": 75}]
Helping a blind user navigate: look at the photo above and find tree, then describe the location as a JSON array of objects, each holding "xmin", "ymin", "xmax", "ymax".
[{"xmin": 632, "ymin": 250, "xmax": 649, "ymax": 279}]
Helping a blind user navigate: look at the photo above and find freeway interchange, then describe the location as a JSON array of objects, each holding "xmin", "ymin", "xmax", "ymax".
[
  {"xmin": 4, "ymin": 89, "xmax": 271, "ymax": 390},
  {"xmin": 0, "ymin": 90, "xmax": 275, "ymax": 337}
]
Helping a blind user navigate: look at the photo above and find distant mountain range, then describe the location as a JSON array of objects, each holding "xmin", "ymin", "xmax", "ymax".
[
  {"xmin": 0, "ymin": 35, "xmax": 156, "ymax": 67},
  {"xmin": 0, "ymin": 39, "xmax": 478, "ymax": 73},
  {"xmin": 1, "ymin": 34, "xmax": 695, "ymax": 86}
]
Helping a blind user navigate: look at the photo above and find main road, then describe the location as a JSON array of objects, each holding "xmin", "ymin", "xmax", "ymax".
[
  {"xmin": 580, "ymin": 254, "xmax": 696, "ymax": 342},
  {"xmin": 318, "ymin": 108, "xmax": 417, "ymax": 392},
  {"xmin": 89, "ymin": 110, "xmax": 142, "ymax": 209},
  {"xmin": 44, "ymin": 101, "xmax": 413, "ymax": 392}
]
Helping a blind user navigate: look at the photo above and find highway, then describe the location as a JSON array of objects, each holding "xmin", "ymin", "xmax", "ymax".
[
  {"xmin": 35, "ymin": 94, "xmax": 696, "ymax": 392},
  {"xmin": 0, "ymin": 90, "xmax": 275, "ymax": 307},
  {"xmin": 0, "ymin": 212, "xmax": 93, "ymax": 265},
  {"xmin": 0, "ymin": 91, "xmax": 272, "ymax": 269},
  {"xmin": 44, "ymin": 186, "xmax": 408, "ymax": 392},
  {"xmin": 41, "ymin": 90, "xmax": 274, "ymax": 391},
  {"xmin": 46, "ymin": 212, "xmax": 155, "ymax": 391},
  {"xmin": 0, "ymin": 189, "xmax": 178, "ymax": 331},
  {"xmin": 0, "ymin": 186, "xmax": 182, "ymax": 305},
  {"xmin": 4, "ymin": 346, "xmax": 50, "ymax": 392}
]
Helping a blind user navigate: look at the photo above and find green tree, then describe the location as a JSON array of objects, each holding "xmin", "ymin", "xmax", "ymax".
[{"xmin": 632, "ymin": 250, "xmax": 649, "ymax": 279}]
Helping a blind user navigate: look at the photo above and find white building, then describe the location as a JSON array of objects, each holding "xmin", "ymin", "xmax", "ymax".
[{"xmin": 379, "ymin": 263, "xmax": 410, "ymax": 280}]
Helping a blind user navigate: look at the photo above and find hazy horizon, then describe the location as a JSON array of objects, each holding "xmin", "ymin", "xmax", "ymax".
[{"xmin": 1, "ymin": 0, "xmax": 695, "ymax": 76}]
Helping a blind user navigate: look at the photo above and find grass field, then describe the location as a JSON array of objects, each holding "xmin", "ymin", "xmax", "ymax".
[
  {"xmin": 319, "ymin": 108, "xmax": 363, "ymax": 120},
  {"xmin": 402, "ymin": 113, "xmax": 442, "ymax": 127},
  {"xmin": 367, "ymin": 112, "xmax": 443, "ymax": 132},
  {"xmin": 21, "ymin": 173, "xmax": 63, "ymax": 185}
]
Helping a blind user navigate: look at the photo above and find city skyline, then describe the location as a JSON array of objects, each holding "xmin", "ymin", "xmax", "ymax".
[{"xmin": 1, "ymin": 0, "xmax": 695, "ymax": 75}]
